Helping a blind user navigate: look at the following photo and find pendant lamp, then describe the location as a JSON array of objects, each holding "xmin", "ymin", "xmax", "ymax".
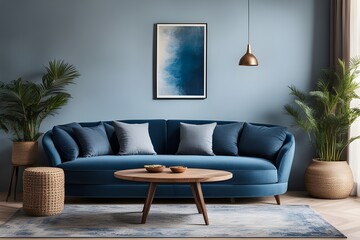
[{"xmin": 239, "ymin": 0, "xmax": 258, "ymax": 66}]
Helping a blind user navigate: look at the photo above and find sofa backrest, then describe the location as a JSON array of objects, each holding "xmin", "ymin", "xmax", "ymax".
[
  {"xmin": 70, "ymin": 119, "xmax": 167, "ymax": 155},
  {"xmin": 48, "ymin": 119, "xmax": 287, "ymax": 162},
  {"xmin": 166, "ymin": 120, "xmax": 239, "ymax": 154}
]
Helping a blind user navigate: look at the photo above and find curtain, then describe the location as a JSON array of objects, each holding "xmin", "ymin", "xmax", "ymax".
[
  {"xmin": 348, "ymin": 0, "xmax": 360, "ymax": 197},
  {"xmin": 330, "ymin": 0, "xmax": 350, "ymax": 67}
]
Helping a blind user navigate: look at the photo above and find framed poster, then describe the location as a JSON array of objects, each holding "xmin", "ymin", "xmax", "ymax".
[{"xmin": 155, "ymin": 23, "xmax": 207, "ymax": 99}]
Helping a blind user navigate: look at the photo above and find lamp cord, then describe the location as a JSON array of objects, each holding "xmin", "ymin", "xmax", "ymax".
[{"xmin": 248, "ymin": 0, "xmax": 250, "ymax": 44}]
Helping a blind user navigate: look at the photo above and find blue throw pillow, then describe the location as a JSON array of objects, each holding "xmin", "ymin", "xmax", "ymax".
[
  {"xmin": 104, "ymin": 122, "xmax": 120, "ymax": 154},
  {"xmin": 238, "ymin": 123, "xmax": 287, "ymax": 160},
  {"xmin": 56, "ymin": 122, "xmax": 82, "ymax": 137},
  {"xmin": 52, "ymin": 126, "xmax": 80, "ymax": 162},
  {"xmin": 213, "ymin": 123, "xmax": 243, "ymax": 156},
  {"xmin": 73, "ymin": 123, "xmax": 113, "ymax": 157},
  {"xmin": 176, "ymin": 122, "xmax": 217, "ymax": 155}
]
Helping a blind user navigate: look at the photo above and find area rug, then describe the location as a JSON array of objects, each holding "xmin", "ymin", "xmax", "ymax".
[{"xmin": 0, "ymin": 204, "xmax": 345, "ymax": 238}]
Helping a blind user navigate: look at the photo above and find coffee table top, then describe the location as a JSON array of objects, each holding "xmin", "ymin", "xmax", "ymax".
[{"xmin": 114, "ymin": 168, "xmax": 233, "ymax": 183}]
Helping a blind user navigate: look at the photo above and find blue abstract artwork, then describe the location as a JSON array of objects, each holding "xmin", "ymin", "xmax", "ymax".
[{"xmin": 156, "ymin": 23, "xmax": 207, "ymax": 99}]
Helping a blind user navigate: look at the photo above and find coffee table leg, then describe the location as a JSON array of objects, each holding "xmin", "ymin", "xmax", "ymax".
[
  {"xmin": 141, "ymin": 182, "xmax": 157, "ymax": 224},
  {"xmin": 191, "ymin": 184, "xmax": 202, "ymax": 214},
  {"xmin": 193, "ymin": 182, "xmax": 209, "ymax": 225}
]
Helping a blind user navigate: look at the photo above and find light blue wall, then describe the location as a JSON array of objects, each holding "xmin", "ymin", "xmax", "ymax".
[{"xmin": 0, "ymin": 0, "xmax": 329, "ymax": 191}]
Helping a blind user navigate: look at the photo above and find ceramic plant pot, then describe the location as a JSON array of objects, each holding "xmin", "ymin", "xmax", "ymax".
[
  {"xmin": 11, "ymin": 141, "xmax": 38, "ymax": 166},
  {"xmin": 304, "ymin": 159, "xmax": 354, "ymax": 199}
]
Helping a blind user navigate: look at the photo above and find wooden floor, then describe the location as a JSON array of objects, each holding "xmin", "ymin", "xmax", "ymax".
[{"xmin": 0, "ymin": 192, "xmax": 359, "ymax": 240}]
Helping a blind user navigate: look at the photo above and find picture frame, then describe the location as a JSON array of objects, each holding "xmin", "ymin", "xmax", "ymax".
[{"xmin": 154, "ymin": 23, "xmax": 207, "ymax": 99}]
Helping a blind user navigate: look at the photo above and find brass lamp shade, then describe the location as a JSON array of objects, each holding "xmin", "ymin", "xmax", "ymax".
[{"xmin": 239, "ymin": 44, "xmax": 258, "ymax": 66}]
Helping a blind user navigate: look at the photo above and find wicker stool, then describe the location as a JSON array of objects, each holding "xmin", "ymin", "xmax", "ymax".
[{"xmin": 23, "ymin": 167, "xmax": 64, "ymax": 216}]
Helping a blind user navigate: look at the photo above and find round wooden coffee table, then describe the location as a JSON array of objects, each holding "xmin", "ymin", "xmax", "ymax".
[{"xmin": 114, "ymin": 168, "xmax": 232, "ymax": 225}]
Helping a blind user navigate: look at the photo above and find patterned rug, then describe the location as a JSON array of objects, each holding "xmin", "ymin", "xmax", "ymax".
[{"xmin": 0, "ymin": 204, "xmax": 345, "ymax": 238}]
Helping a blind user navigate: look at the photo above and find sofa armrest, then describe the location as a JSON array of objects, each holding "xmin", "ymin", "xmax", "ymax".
[
  {"xmin": 42, "ymin": 131, "xmax": 62, "ymax": 166},
  {"xmin": 275, "ymin": 133, "xmax": 295, "ymax": 183}
]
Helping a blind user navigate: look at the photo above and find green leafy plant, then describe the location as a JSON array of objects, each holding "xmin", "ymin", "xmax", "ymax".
[
  {"xmin": 285, "ymin": 58, "xmax": 360, "ymax": 161},
  {"xmin": 0, "ymin": 60, "xmax": 80, "ymax": 141}
]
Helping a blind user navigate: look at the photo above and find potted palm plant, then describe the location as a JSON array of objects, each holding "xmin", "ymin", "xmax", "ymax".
[
  {"xmin": 284, "ymin": 57, "xmax": 360, "ymax": 199},
  {"xmin": 0, "ymin": 60, "xmax": 80, "ymax": 166}
]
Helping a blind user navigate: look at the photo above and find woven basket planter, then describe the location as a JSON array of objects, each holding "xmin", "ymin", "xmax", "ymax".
[
  {"xmin": 304, "ymin": 159, "xmax": 354, "ymax": 199},
  {"xmin": 23, "ymin": 167, "xmax": 65, "ymax": 216},
  {"xmin": 11, "ymin": 141, "xmax": 38, "ymax": 166}
]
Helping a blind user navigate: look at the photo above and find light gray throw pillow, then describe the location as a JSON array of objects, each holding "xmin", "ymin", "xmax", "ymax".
[
  {"xmin": 176, "ymin": 122, "xmax": 217, "ymax": 155},
  {"xmin": 113, "ymin": 121, "xmax": 156, "ymax": 155}
]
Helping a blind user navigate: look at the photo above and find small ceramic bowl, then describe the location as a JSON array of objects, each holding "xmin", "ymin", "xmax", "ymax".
[
  {"xmin": 170, "ymin": 166, "xmax": 187, "ymax": 173},
  {"xmin": 144, "ymin": 165, "xmax": 165, "ymax": 173}
]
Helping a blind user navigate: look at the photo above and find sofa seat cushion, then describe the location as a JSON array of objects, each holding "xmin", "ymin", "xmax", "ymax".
[{"xmin": 58, "ymin": 155, "xmax": 278, "ymax": 185}]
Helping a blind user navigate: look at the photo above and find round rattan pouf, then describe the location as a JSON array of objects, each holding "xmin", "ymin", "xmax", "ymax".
[{"xmin": 23, "ymin": 167, "xmax": 64, "ymax": 216}]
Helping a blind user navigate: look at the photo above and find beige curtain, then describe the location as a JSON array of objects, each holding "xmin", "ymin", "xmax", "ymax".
[
  {"xmin": 348, "ymin": 0, "xmax": 360, "ymax": 197},
  {"xmin": 330, "ymin": 0, "xmax": 360, "ymax": 196},
  {"xmin": 330, "ymin": 0, "xmax": 350, "ymax": 67}
]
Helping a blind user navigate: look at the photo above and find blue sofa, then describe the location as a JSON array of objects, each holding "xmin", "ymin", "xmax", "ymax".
[{"xmin": 42, "ymin": 119, "xmax": 295, "ymax": 204}]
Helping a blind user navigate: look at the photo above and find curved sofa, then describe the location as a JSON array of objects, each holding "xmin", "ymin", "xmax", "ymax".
[{"xmin": 42, "ymin": 119, "xmax": 295, "ymax": 203}]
